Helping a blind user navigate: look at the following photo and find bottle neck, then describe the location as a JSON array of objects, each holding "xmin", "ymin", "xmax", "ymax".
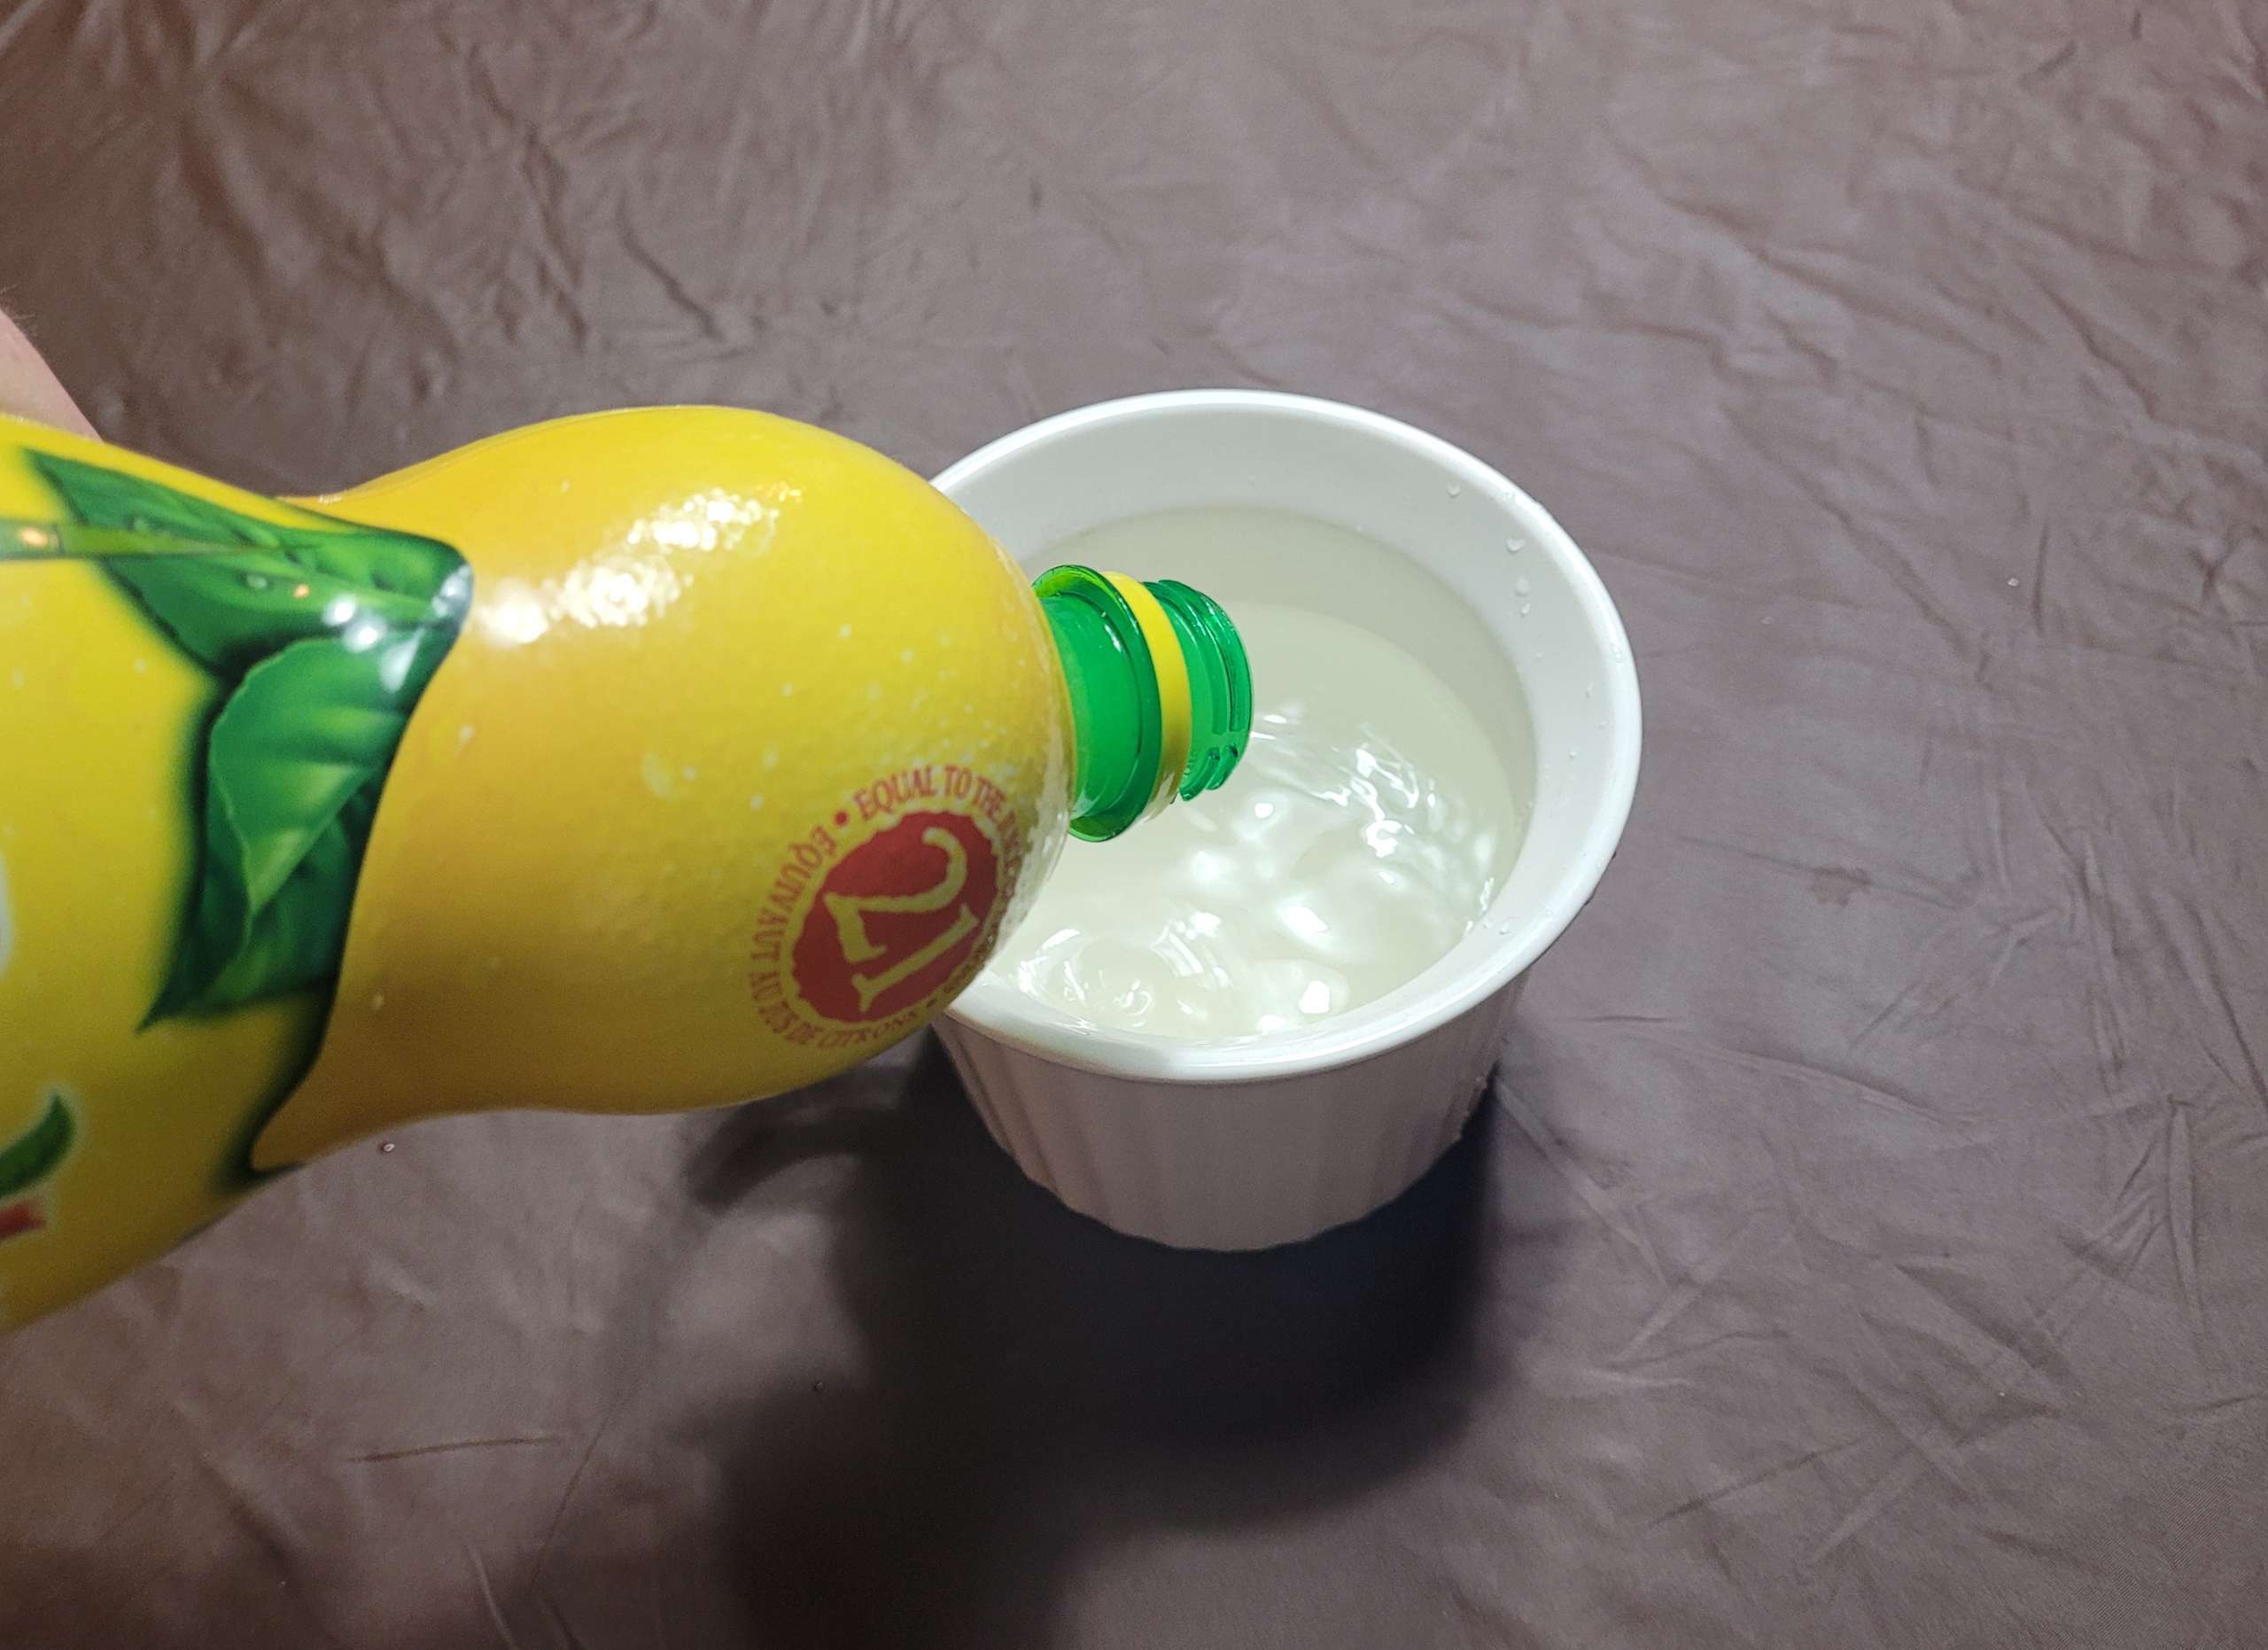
[{"xmin": 1035, "ymin": 565, "xmax": 1252, "ymax": 842}]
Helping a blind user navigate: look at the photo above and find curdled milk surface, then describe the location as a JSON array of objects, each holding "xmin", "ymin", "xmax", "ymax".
[{"xmin": 985, "ymin": 572, "xmax": 1532, "ymax": 1040}]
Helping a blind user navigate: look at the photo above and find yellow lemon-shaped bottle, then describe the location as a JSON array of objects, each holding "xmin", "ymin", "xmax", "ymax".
[{"xmin": 0, "ymin": 408, "xmax": 1249, "ymax": 1326}]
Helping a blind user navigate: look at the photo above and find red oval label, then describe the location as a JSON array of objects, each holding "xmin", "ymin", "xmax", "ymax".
[{"xmin": 788, "ymin": 809, "xmax": 1002, "ymax": 1025}]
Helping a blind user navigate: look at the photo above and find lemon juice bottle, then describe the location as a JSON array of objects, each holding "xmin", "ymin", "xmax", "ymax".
[{"xmin": 0, "ymin": 408, "xmax": 1249, "ymax": 1325}]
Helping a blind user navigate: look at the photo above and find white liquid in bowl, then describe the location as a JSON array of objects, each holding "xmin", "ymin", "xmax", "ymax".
[{"xmin": 986, "ymin": 509, "xmax": 1534, "ymax": 1041}]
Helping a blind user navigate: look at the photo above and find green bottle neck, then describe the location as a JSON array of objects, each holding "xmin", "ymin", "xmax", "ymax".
[{"xmin": 1035, "ymin": 565, "xmax": 1253, "ymax": 842}]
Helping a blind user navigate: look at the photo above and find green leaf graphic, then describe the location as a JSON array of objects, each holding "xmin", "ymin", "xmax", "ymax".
[
  {"xmin": 23, "ymin": 445, "xmax": 470, "ymax": 1022},
  {"xmin": 103, "ymin": 550, "xmax": 451, "ymax": 677},
  {"xmin": 27, "ymin": 455, "xmax": 466, "ymax": 677},
  {"xmin": 0, "ymin": 1094, "xmax": 74, "ymax": 1199},
  {"xmin": 27, "ymin": 452, "xmax": 463, "ymax": 597},
  {"xmin": 154, "ymin": 627, "xmax": 455, "ymax": 1018}
]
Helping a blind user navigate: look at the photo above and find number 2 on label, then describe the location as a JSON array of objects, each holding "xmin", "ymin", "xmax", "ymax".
[{"xmin": 822, "ymin": 828, "xmax": 979, "ymax": 1012}]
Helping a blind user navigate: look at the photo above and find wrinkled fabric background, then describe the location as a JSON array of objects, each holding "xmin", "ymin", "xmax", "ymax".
[{"xmin": 4, "ymin": 0, "xmax": 2266, "ymax": 1644}]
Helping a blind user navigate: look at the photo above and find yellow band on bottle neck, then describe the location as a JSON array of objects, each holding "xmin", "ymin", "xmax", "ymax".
[{"xmin": 1102, "ymin": 572, "xmax": 1193, "ymax": 821}]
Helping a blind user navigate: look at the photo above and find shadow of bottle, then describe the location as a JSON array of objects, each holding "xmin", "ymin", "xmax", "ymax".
[{"xmin": 683, "ymin": 1036, "xmax": 1550, "ymax": 1648}]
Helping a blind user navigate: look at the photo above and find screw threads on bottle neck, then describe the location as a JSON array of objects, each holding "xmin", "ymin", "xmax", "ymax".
[{"xmin": 1036, "ymin": 565, "xmax": 1252, "ymax": 843}]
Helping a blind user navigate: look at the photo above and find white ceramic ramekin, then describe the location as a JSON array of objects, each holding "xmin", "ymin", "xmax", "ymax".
[{"xmin": 933, "ymin": 390, "xmax": 1640, "ymax": 1249}]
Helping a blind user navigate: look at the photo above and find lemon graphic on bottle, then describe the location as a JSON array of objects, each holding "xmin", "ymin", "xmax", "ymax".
[{"xmin": 0, "ymin": 408, "xmax": 1249, "ymax": 1325}]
